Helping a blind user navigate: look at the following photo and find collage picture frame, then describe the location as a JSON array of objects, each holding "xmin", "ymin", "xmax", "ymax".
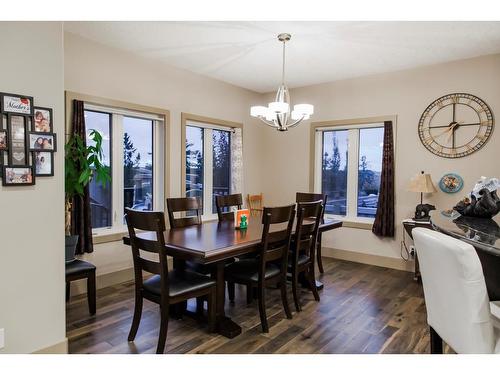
[{"xmin": 0, "ymin": 92, "xmax": 56, "ymax": 184}]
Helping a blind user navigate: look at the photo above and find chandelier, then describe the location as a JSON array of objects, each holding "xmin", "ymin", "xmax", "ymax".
[{"xmin": 250, "ymin": 33, "xmax": 314, "ymax": 131}]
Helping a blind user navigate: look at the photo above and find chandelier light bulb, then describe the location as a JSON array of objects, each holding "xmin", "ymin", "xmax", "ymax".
[{"xmin": 269, "ymin": 101, "xmax": 289, "ymax": 114}]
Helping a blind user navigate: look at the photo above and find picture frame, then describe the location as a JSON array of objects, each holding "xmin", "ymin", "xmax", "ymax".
[
  {"xmin": 2, "ymin": 165, "xmax": 35, "ymax": 186},
  {"xmin": 33, "ymin": 151, "xmax": 54, "ymax": 177},
  {"xmin": 0, "ymin": 93, "xmax": 34, "ymax": 116},
  {"xmin": 28, "ymin": 132, "xmax": 57, "ymax": 152},
  {"xmin": 7, "ymin": 114, "xmax": 28, "ymax": 165},
  {"xmin": 33, "ymin": 107, "xmax": 53, "ymax": 132},
  {"xmin": 0, "ymin": 129, "xmax": 7, "ymax": 151}
]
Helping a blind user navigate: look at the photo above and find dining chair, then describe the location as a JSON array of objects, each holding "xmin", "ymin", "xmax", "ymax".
[
  {"xmin": 413, "ymin": 228, "xmax": 500, "ymax": 354},
  {"xmin": 290, "ymin": 200, "xmax": 323, "ymax": 311},
  {"xmin": 215, "ymin": 193, "xmax": 243, "ymax": 222},
  {"xmin": 65, "ymin": 259, "xmax": 96, "ymax": 316},
  {"xmin": 247, "ymin": 193, "xmax": 264, "ymax": 217},
  {"xmin": 125, "ymin": 208, "xmax": 217, "ymax": 354},
  {"xmin": 296, "ymin": 192, "xmax": 328, "ymax": 273},
  {"xmin": 166, "ymin": 196, "xmax": 209, "ymax": 314},
  {"xmin": 166, "ymin": 196, "xmax": 202, "ymax": 228},
  {"xmin": 224, "ymin": 204, "xmax": 295, "ymax": 332}
]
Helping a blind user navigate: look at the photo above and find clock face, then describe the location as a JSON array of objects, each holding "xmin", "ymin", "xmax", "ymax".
[{"xmin": 418, "ymin": 93, "xmax": 494, "ymax": 158}]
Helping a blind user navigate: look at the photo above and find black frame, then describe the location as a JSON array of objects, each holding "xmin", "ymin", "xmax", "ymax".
[
  {"xmin": 2, "ymin": 165, "xmax": 35, "ymax": 186},
  {"xmin": 7, "ymin": 114, "xmax": 28, "ymax": 166},
  {"xmin": 0, "ymin": 129, "xmax": 7, "ymax": 151},
  {"xmin": 0, "ymin": 92, "xmax": 34, "ymax": 116},
  {"xmin": 33, "ymin": 106, "xmax": 53, "ymax": 132},
  {"xmin": 33, "ymin": 151, "xmax": 54, "ymax": 177},
  {"xmin": 28, "ymin": 131, "xmax": 57, "ymax": 152}
]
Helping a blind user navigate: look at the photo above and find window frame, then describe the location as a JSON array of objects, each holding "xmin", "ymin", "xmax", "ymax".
[
  {"xmin": 181, "ymin": 113, "xmax": 242, "ymax": 221},
  {"xmin": 65, "ymin": 91, "xmax": 170, "ymax": 243},
  {"xmin": 310, "ymin": 115, "xmax": 397, "ymax": 229}
]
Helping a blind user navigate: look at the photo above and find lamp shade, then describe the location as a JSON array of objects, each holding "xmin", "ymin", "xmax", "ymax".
[{"xmin": 408, "ymin": 171, "xmax": 437, "ymax": 193}]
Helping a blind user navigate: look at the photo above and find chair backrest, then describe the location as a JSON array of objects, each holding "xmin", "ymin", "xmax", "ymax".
[
  {"xmin": 248, "ymin": 193, "xmax": 263, "ymax": 216},
  {"xmin": 294, "ymin": 200, "xmax": 323, "ymax": 261},
  {"xmin": 166, "ymin": 197, "xmax": 202, "ymax": 228},
  {"xmin": 258, "ymin": 204, "xmax": 296, "ymax": 282},
  {"xmin": 296, "ymin": 192, "xmax": 327, "ymax": 223},
  {"xmin": 215, "ymin": 193, "xmax": 243, "ymax": 222},
  {"xmin": 412, "ymin": 228, "xmax": 495, "ymax": 353},
  {"xmin": 125, "ymin": 209, "xmax": 169, "ymax": 294}
]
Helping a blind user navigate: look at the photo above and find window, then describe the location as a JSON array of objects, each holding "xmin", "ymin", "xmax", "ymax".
[
  {"xmin": 85, "ymin": 105, "xmax": 165, "ymax": 234},
  {"xmin": 314, "ymin": 121, "xmax": 386, "ymax": 222},
  {"xmin": 185, "ymin": 122, "xmax": 232, "ymax": 218}
]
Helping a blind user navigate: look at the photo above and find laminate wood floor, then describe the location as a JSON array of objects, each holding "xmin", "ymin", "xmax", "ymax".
[{"xmin": 67, "ymin": 258, "xmax": 440, "ymax": 354}]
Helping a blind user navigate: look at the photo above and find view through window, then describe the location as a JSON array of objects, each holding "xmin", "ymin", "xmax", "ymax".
[
  {"xmin": 185, "ymin": 124, "xmax": 231, "ymax": 216},
  {"xmin": 319, "ymin": 124, "xmax": 384, "ymax": 220},
  {"xmin": 85, "ymin": 109, "xmax": 157, "ymax": 230}
]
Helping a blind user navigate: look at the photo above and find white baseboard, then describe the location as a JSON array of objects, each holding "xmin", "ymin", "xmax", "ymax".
[
  {"xmin": 322, "ymin": 247, "xmax": 414, "ymax": 272},
  {"xmin": 32, "ymin": 338, "xmax": 68, "ymax": 354}
]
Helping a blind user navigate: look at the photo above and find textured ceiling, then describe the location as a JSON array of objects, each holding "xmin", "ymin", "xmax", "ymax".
[{"xmin": 64, "ymin": 21, "xmax": 500, "ymax": 93}]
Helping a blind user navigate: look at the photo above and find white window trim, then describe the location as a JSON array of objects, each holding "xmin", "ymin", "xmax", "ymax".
[
  {"xmin": 84, "ymin": 104, "xmax": 164, "ymax": 237},
  {"xmin": 313, "ymin": 121, "xmax": 388, "ymax": 225},
  {"xmin": 186, "ymin": 121, "xmax": 233, "ymax": 221}
]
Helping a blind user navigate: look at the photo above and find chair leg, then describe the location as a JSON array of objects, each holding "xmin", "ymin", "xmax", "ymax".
[
  {"xmin": 87, "ymin": 271, "xmax": 96, "ymax": 315},
  {"xmin": 196, "ymin": 297, "xmax": 204, "ymax": 316},
  {"xmin": 66, "ymin": 281, "xmax": 70, "ymax": 302},
  {"xmin": 291, "ymin": 270, "xmax": 301, "ymax": 312},
  {"xmin": 228, "ymin": 281, "xmax": 235, "ymax": 303},
  {"xmin": 128, "ymin": 290, "xmax": 143, "ymax": 342},
  {"xmin": 156, "ymin": 304, "xmax": 169, "ymax": 354},
  {"xmin": 429, "ymin": 326, "xmax": 443, "ymax": 354},
  {"xmin": 317, "ymin": 233, "xmax": 324, "ymax": 274},
  {"xmin": 280, "ymin": 278, "xmax": 292, "ymax": 320},
  {"xmin": 257, "ymin": 286, "xmax": 269, "ymax": 333},
  {"xmin": 207, "ymin": 288, "xmax": 216, "ymax": 333},
  {"xmin": 307, "ymin": 265, "xmax": 320, "ymax": 302}
]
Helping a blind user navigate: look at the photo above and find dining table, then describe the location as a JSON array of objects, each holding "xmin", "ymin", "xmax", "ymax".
[
  {"xmin": 430, "ymin": 211, "xmax": 500, "ymax": 300},
  {"xmin": 123, "ymin": 217, "xmax": 342, "ymax": 338}
]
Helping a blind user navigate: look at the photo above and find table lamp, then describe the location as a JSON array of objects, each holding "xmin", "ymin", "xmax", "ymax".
[{"xmin": 408, "ymin": 171, "xmax": 437, "ymax": 221}]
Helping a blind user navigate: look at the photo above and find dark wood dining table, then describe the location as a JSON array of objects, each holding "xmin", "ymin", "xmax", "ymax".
[
  {"xmin": 123, "ymin": 217, "xmax": 342, "ymax": 338},
  {"xmin": 431, "ymin": 211, "xmax": 500, "ymax": 300}
]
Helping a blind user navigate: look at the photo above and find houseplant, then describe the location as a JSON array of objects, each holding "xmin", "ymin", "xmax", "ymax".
[{"xmin": 65, "ymin": 130, "xmax": 111, "ymax": 256}]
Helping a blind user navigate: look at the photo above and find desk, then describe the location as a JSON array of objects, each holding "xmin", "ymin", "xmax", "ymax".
[
  {"xmin": 431, "ymin": 211, "xmax": 500, "ymax": 300},
  {"xmin": 123, "ymin": 218, "xmax": 342, "ymax": 338}
]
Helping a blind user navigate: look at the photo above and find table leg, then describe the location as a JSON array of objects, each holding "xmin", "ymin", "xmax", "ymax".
[{"xmin": 212, "ymin": 262, "xmax": 242, "ymax": 338}]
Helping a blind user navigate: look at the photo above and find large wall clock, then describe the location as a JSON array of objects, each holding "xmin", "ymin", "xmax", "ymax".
[{"xmin": 418, "ymin": 93, "xmax": 494, "ymax": 158}]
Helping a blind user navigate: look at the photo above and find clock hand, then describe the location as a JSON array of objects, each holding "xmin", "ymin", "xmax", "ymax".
[{"xmin": 445, "ymin": 122, "xmax": 461, "ymax": 144}]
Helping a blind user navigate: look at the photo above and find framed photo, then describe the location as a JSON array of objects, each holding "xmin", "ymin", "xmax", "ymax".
[
  {"xmin": 29, "ymin": 132, "xmax": 57, "ymax": 152},
  {"xmin": 8, "ymin": 115, "xmax": 28, "ymax": 165},
  {"xmin": 34, "ymin": 151, "xmax": 53, "ymax": 176},
  {"xmin": 2, "ymin": 166, "xmax": 35, "ymax": 186},
  {"xmin": 33, "ymin": 107, "xmax": 53, "ymax": 132},
  {"xmin": 0, "ymin": 130, "xmax": 7, "ymax": 150},
  {"xmin": 0, "ymin": 93, "xmax": 34, "ymax": 116}
]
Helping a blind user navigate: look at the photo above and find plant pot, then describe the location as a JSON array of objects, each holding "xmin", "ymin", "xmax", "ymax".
[{"xmin": 65, "ymin": 235, "xmax": 79, "ymax": 263}]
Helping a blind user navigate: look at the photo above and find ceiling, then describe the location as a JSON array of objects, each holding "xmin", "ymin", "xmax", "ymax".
[{"xmin": 64, "ymin": 21, "xmax": 500, "ymax": 93}]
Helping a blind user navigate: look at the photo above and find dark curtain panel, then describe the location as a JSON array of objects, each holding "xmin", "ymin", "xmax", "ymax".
[
  {"xmin": 372, "ymin": 120, "xmax": 395, "ymax": 237},
  {"xmin": 70, "ymin": 100, "xmax": 94, "ymax": 254}
]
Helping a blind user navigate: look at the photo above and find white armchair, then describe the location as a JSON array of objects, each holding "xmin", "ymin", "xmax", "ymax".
[{"xmin": 413, "ymin": 228, "xmax": 500, "ymax": 354}]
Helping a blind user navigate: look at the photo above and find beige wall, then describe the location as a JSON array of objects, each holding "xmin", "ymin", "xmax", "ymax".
[
  {"xmin": 260, "ymin": 54, "xmax": 500, "ymax": 260},
  {"xmin": 0, "ymin": 22, "xmax": 65, "ymax": 353},
  {"xmin": 65, "ymin": 31, "xmax": 500, "ymax": 278},
  {"xmin": 63, "ymin": 32, "xmax": 264, "ymax": 282}
]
